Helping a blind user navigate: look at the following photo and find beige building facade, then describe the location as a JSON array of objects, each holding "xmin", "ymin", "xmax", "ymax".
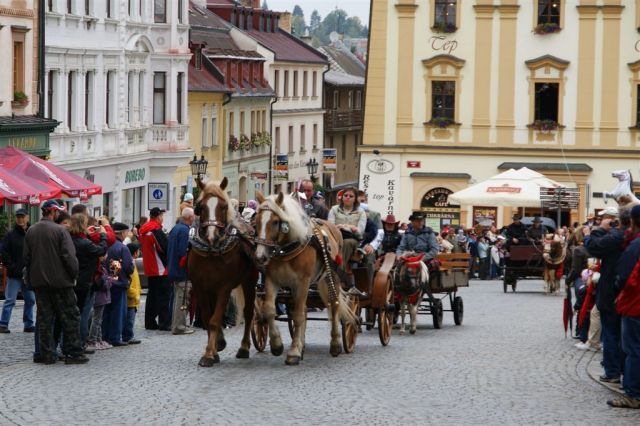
[{"xmin": 362, "ymin": 0, "xmax": 640, "ymax": 230}]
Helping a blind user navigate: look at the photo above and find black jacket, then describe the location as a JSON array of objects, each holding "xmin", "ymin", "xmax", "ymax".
[
  {"xmin": 1, "ymin": 224, "xmax": 28, "ymax": 278},
  {"xmin": 506, "ymin": 222, "xmax": 527, "ymax": 243},
  {"xmin": 382, "ymin": 231, "xmax": 402, "ymax": 254},
  {"xmin": 566, "ymin": 244, "xmax": 589, "ymax": 288},
  {"xmin": 72, "ymin": 233, "xmax": 108, "ymax": 290},
  {"xmin": 584, "ymin": 227, "xmax": 624, "ymax": 314}
]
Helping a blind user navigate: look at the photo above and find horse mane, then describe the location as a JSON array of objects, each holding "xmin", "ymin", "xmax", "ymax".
[
  {"xmin": 200, "ymin": 180, "xmax": 241, "ymax": 228},
  {"xmin": 262, "ymin": 194, "xmax": 310, "ymax": 243},
  {"xmin": 628, "ymin": 170, "xmax": 634, "ymax": 193}
]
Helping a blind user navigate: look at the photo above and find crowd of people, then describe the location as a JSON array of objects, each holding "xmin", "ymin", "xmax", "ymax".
[
  {"xmin": 0, "ymin": 199, "xmax": 198, "ymax": 365},
  {"xmin": 1, "ymin": 183, "xmax": 638, "ymax": 408}
]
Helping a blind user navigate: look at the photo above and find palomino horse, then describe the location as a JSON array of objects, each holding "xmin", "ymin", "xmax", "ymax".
[
  {"xmin": 254, "ymin": 192, "xmax": 359, "ymax": 365},
  {"xmin": 188, "ymin": 177, "xmax": 258, "ymax": 367},
  {"xmin": 394, "ymin": 253, "xmax": 429, "ymax": 335},
  {"xmin": 605, "ymin": 169, "xmax": 640, "ymax": 208},
  {"xmin": 542, "ymin": 234, "xmax": 566, "ymax": 295}
]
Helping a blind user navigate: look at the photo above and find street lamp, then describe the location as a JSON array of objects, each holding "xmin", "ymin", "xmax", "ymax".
[
  {"xmin": 189, "ymin": 154, "xmax": 208, "ymax": 180},
  {"xmin": 306, "ymin": 157, "xmax": 319, "ymax": 182}
]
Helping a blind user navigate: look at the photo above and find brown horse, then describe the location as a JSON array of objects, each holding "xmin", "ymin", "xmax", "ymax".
[
  {"xmin": 254, "ymin": 191, "xmax": 358, "ymax": 365},
  {"xmin": 395, "ymin": 252, "xmax": 429, "ymax": 335},
  {"xmin": 188, "ymin": 177, "xmax": 257, "ymax": 367}
]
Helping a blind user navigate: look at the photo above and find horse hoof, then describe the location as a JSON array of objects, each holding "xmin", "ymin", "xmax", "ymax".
[
  {"xmin": 216, "ymin": 339, "xmax": 227, "ymax": 352},
  {"xmin": 330, "ymin": 343, "xmax": 342, "ymax": 357},
  {"xmin": 410, "ymin": 329, "xmax": 416, "ymax": 335},
  {"xmin": 236, "ymin": 348, "xmax": 250, "ymax": 359},
  {"xmin": 285, "ymin": 356, "xmax": 301, "ymax": 366},
  {"xmin": 198, "ymin": 355, "xmax": 220, "ymax": 367},
  {"xmin": 271, "ymin": 344, "xmax": 284, "ymax": 357},
  {"xmin": 399, "ymin": 330, "xmax": 405, "ymax": 336}
]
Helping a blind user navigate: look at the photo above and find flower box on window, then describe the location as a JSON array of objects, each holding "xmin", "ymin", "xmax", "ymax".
[
  {"xmin": 228, "ymin": 135, "xmax": 240, "ymax": 151},
  {"xmin": 528, "ymin": 120, "xmax": 560, "ymax": 132},
  {"xmin": 239, "ymin": 134, "xmax": 251, "ymax": 151},
  {"xmin": 426, "ymin": 117, "xmax": 457, "ymax": 129},
  {"xmin": 11, "ymin": 91, "xmax": 29, "ymax": 108},
  {"xmin": 533, "ymin": 23, "xmax": 561, "ymax": 35},
  {"xmin": 432, "ymin": 22, "xmax": 457, "ymax": 34}
]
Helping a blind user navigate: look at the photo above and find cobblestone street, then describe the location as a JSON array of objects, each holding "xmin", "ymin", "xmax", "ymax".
[{"xmin": 1, "ymin": 280, "xmax": 640, "ymax": 425}]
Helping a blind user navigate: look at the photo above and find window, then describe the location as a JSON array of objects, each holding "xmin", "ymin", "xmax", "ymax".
[
  {"xmin": 341, "ymin": 135, "xmax": 346, "ymax": 160},
  {"xmin": 12, "ymin": 39, "xmax": 24, "ymax": 95},
  {"xmin": 313, "ymin": 123, "xmax": 318, "ymax": 148},
  {"xmin": 534, "ymin": 83, "xmax": 559, "ymax": 122},
  {"xmin": 250, "ymin": 111, "xmax": 255, "ymax": 134},
  {"xmin": 348, "ymin": 91, "xmax": 353, "ymax": 109},
  {"xmin": 274, "ymin": 70, "xmax": 280, "ymax": 97},
  {"xmin": 434, "ymin": 0, "xmax": 456, "ymax": 30},
  {"xmin": 48, "ymin": 0, "xmax": 53, "ymax": 12},
  {"xmin": 67, "ymin": 0, "xmax": 72, "ymax": 14},
  {"xmin": 355, "ymin": 91, "xmax": 362, "ymax": 110},
  {"xmin": 178, "ymin": 0, "xmax": 184, "ymax": 23},
  {"xmin": 106, "ymin": 0, "xmax": 112, "ymax": 18},
  {"xmin": 288, "ymin": 126, "xmax": 294, "ymax": 153},
  {"xmin": 300, "ymin": 125, "xmax": 306, "ymax": 151},
  {"xmin": 177, "ymin": 72, "xmax": 184, "ymax": 124},
  {"xmin": 127, "ymin": 72, "xmax": 134, "ymax": 124},
  {"xmin": 262, "ymin": 111, "xmax": 266, "ymax": 131},
  {"xmin": 128, "ymin": 0, "xmax": 133, "ymax": 16},
  {"xmin": 47, "ymin": 71, "xmax": 55, "ymax": 119},
  {"xmin": 229, "ymin": 112, "xmax": 235, "ymax": 137},
  {"xmin": 85, "ymin": 72, "xmax": 93, "ymax": 129},
  {"xmin": 538, "ymin": 0, "xmax": 560, "ymax": 25},
  {"xmin": 275, "ymin": 126, "xmax": 281, "ymax": 152},
  {"xmin": 303, "ymin": 71, "xmax": 308, "ymax": 97},
  {"xmin": 153, "ymin": 72, "xmax": 166, "ymax": 124},
  {"xmin": 637, "ymin": 85, "xmax": 640, "ymax": 126},
  {"xmin": 85, "ymin": 0, "xmax": 91, "ymax": 15},
  {"xmin": 106, "ymin": 71, "xmax": 113, "ymax": 127},
  {"xmin": 431, "ymin": 81, "xmax": 455, "ymax": 120},
  {"xmin": 312, "ymin": 71, "xmax": 317, "ymax": 97},
  {"xmin": 240, "ymin": 111, "xmax": 245, "ymax": 135},
  {"xmin": 333, "ymin": 90, "xmax": 339, "ymax": 110},
  {"xmin": 284, "ymin": 71, "xmax": 289, "ymax": 97},
  {"xmin": 138, "ymin": 71, "xmax": 144, "ymax": 123},
  {"xmin": 154, "ymin": 0, "xmax": 166, "ymax": 23},
  {"xmin": 202, "ymin": 118, "xmax": 208, "ymax": 148},
  {"xmin": 211, "ymin": 116, "xmax": 217, "ymax": 146},
  {"xmin": 67, "ymin": 72, "xmax": 74, "ymax": 130},
  {"xmin": 237, "ymin": 62, "xmax": 243, "ymax": 86},
  {"xmin": 293, "ymin": 71, "xmax": 298, "ymax": 97}
]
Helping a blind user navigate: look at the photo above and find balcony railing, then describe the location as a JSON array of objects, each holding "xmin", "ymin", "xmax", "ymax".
[
  {"xmin": 150, "ymin": 124, "xmax": 190, "ymax": 152},
  {"xmin": 324, "ymin": 110, "xmax": 364, "ymax": 131}
]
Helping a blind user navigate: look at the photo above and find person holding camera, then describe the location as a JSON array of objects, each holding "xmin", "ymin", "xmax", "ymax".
[{"xmin": 584, "ymin": 206, "xmax": 625, "ymax": 384}]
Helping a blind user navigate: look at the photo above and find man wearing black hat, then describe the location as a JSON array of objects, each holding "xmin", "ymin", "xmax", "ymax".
[
  {"xmin": 0, "ymin": 209, "xmax": 35, "ymax": 334},
  {"xmin": 396, "ymin": 212, "xmax": 439, "ymax": 261},
  {"xmin": 102, "ymin": 222, "xmax": 135, "ymax": 346},
  {"xmin": 24, "ymin": 200, "xmax": 86, "ymax": 364},
  {"xmin": 506, "ymin": 214, "xmax": 527, "ymax": 247},
  {"xmin": 526, "ymin": 216, "xmax": 544, "ymax": 243},
  {"xmin": 139, "ymin": 207, "xmax": 171, "ymax": 330}
]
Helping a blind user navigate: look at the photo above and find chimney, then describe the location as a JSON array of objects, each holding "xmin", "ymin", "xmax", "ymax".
[
  {"xmin": 278, "ymin": 12, "xmax": 291, "ymax": 33},
  {"xmin": 239, "ymin": 0, "xmax": 260, "ymax": 8}
]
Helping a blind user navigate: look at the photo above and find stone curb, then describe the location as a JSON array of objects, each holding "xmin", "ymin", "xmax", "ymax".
[{"xmin": 585, "ymin": 350, "xmax": 625, "ymax": 395}]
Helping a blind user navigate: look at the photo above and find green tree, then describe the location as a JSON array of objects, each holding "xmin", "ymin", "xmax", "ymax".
[
  {"xmin": 309, "ymin": 10, "xmax": 321, "ymax": 32},
  {"xmin": 291, "ymin": 5, "xmax": 306, "ymax": 36},
  {"xmin": 292, "ymin": 5, "xmax": 303, "ymax": 17}
]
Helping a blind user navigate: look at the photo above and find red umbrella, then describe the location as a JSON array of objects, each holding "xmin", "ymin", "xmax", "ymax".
[
  {"xmin": 563, "ymin": 284, "xmax": 573, "ymax": 337},
  {"xmin": 0, "ymin": 146, "xmax": 101, "ymax": 201},
  {"xmin": 578, "ymin": 285, "xmax": 595, "ymax": 328},
  {"xmin": 0, "ymin": 167, "xmax": 62, "ymax": 205}
]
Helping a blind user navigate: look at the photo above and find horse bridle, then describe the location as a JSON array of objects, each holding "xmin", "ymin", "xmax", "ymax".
[{"xmin": 254, "ymin": 205, "xmax": 290, "ymax": 249}]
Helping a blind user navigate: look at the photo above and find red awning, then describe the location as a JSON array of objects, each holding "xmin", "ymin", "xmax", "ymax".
[
  {"xmin": 0, "ymin": 146, "xmax": 102, "ymax": 203},
  {"xmin": 0, "ymin": 167, "xmax": 62, "ymax": 205}
]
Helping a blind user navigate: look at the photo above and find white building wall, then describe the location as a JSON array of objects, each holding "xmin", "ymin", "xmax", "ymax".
[{"xmin": 45, "ymin": 0, "xmax": 192, "ymax": 227}]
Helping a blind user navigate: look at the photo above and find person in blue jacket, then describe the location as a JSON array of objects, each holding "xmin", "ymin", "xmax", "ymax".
[{"xmin": 168, "ymin": 207, "xmax": 196, "ymax": 335}]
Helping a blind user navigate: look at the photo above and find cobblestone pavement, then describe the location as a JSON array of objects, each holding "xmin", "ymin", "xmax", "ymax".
[{"xmin": 2, "ymin": 280, "xmax": 640, "ymax": 425}]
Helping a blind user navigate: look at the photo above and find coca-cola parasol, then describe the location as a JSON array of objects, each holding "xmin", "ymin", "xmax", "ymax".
[{"xmin": 0, "ymin": 146, "xmax": 101, "ymax": 201}]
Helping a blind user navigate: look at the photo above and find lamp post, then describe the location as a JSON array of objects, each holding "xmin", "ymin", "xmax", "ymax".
[
  {"xmin": 189, "ymin": 154, "xmax": 208, "ymax": 180},
  {"xmin": 306, "ymin": 157, "xmax": 319, "ymax": 183}
]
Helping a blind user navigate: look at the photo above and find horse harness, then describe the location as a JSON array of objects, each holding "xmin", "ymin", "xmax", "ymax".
[{"xmin": 189, "ymin": 224, "xmax": 254, "ymax": 260}]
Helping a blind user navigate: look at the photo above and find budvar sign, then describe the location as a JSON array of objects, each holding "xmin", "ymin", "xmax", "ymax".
[{"xmin": 486, "ymin": 186, "xmax": 522, "ymax": 193}]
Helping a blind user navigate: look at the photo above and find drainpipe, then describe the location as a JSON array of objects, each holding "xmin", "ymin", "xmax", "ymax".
[
  {"xmin": 38, "ymin": 0, "xmax": 45, "ymax": 118},
  {"xmin": 320, "ymin": 65, "xmax": 330, "ymax": 190},
  {"xmin": 268, "ymin": 84, "xmax": 278, "ymax": 195}
]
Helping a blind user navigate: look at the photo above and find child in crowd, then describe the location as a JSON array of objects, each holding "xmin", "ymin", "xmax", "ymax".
[
  {"xmin": 86, "ymin": 256, "xmax": 116, "ymax": 351},
  {"xmin": 123, "ymin": 243, "xmax": 142, "ymax": 345}
]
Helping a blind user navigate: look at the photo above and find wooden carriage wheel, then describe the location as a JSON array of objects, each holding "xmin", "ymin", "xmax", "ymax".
[
  {"xmin": 251, "ymin": 298, "xmax": 268, "ymax": 352},
  {"xmin": 341, "ymin": 296, "xmax": 359, "ymax": 353},
  {"xmin": 377, "ymin": 278, "xmax": 394, "ymax": 346}
]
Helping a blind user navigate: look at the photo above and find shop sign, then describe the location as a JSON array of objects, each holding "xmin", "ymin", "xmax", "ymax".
[
  {"xmin": 486, "ymin": 185, "xmax": 521, "ymax": 193},
  {"xmin": 420, "ymin": 187, "xmax": 460, "ymax": 233},
  {"xmin": 148, "ymin": 182, "xmax": 170, "ymax": 210},
  {"xmin": 322, "ymin": 148, "xmax": 337, "ymax": 173},
  {"xmin": 407, "ymin": 161, "xmax": 421, "ymax": 168},
  {"xmin": 251, "ymin": 172, "xmax": 268, "ymax": 180},
  {"xmin": 421, "ymin": 187, "xmax": 458, "ymax": 208},
  {"xmin": 429, "ymin": 36, "xmax": 458, "ymax": 54},
  {"xmin": 125, "ymin": 168, "xmax": 146, "ymax": 184},
  {"xmin": 275, "ymin": 155, "xmax": 289, "ymax": 181},
  {"xmin": 359, "ymin": 154, "xmax": 401, "ymax": 216},
  {"xmin": 0, "ymin": 134, "xmax": 48, "ymax": 153}
]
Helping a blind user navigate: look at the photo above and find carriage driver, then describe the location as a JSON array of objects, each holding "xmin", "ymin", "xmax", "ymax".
[{"xmin": 395, "ymin": 212, "xmax": 439, "ymax": 272}]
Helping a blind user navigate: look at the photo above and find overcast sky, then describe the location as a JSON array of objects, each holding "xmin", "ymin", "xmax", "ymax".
[{"xmin": 266, "ymin": 0, "xmax": 371, "ymax": 24}]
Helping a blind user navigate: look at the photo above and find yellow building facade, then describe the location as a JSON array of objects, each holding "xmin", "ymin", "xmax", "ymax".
[
  {"xmin": 362, "ymin": 0, "xmax": 640, "ymax": 230},
  {"xmin": 173, "ymin": 91, "xmax": 226, "ymax": 205}
]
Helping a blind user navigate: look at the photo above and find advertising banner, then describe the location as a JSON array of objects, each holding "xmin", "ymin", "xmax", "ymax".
[
  {"xmin": 358, "ymin": 154, "xmax": 401, "ymax": 217},
  {"xmin": 322, "ymin": 148, "xmax": 337, "ymax": 173},
  {"xmin": 275, "ymin": 154, "xmax": 288, "ymax": 181}
]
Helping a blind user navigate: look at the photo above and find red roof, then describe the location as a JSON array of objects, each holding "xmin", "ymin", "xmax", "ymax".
[
  {"xmin": 188, "ymin": 63, "xmax": 228, "ymax": 93},
  {"xmin": 247, "ymin": 29, "xmax": 327, "ymax": 64}
]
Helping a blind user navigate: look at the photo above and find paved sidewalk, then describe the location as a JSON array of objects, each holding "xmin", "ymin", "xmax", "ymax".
[{"xmin": 585, "ymin": 350, "xmax": 625, "ymax": 395}]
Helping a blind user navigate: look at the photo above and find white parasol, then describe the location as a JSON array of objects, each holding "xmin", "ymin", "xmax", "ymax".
[{"xmin": 448, "ymin": 167, "xmax": 563, "ymax": 207}]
